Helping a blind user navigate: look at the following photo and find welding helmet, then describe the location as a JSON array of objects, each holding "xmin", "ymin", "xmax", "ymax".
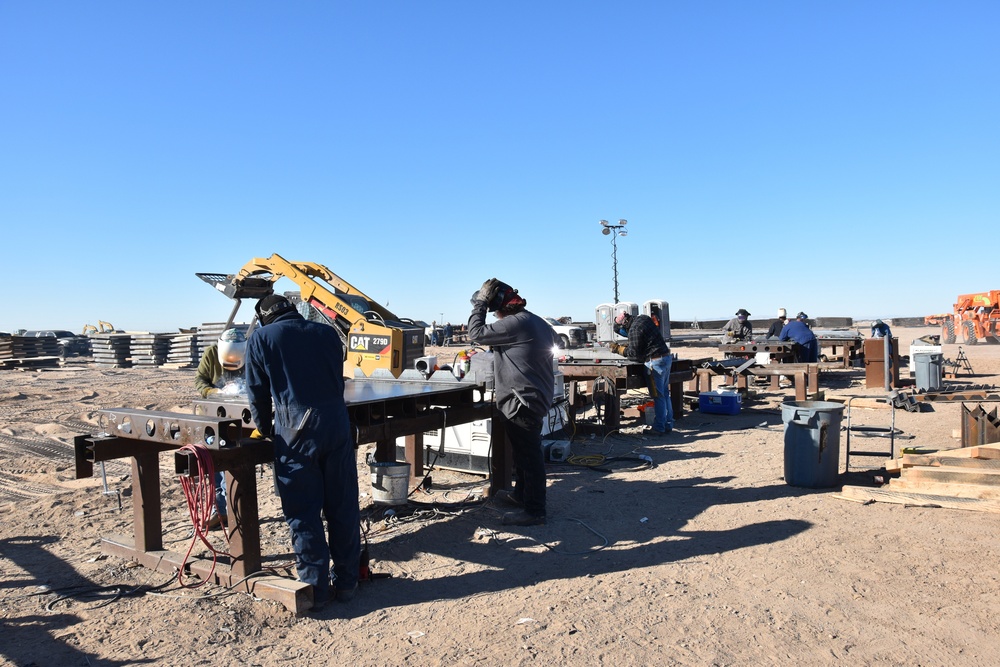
[
  {"xmin": 255, "ymin": 294, "xmax": 296, "ymax": 325},
  {"xmin": 614, "ymin": 311, "xmax": 633, "ymax": 336},
  {"xmin": 736, "ymin": 308, "xmax": 750, "ymax": 320},
  {"xmin": 217, "ymin": 328, "xmax": 247, "ymax": 371},
  {"xmin": 487, "ymin": 281, "xmax": 517, "ymax": 312},
  {"xmin": 796, "ymin": 312, "xmax": 808, "ymax": 320}
]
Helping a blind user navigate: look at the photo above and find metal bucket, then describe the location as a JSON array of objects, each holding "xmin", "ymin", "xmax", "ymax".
[{"xmin": 369, "ymin": 461, "xmax": 411, "ymax": 505}]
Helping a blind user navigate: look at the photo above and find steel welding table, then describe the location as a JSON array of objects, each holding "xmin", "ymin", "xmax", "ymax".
[
  {"xmin": 74, "ymin": 376, "xmax": 495, "ymax": 614},
  {"xmin": 557, "ymin": 353, "xmax": 695, "ymax": 430},
  {"xmin": 815, "ymin": 332, "xmax": 864, "ymax": 368}
]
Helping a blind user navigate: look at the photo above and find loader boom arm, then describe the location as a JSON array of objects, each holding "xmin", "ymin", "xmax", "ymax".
[{"xmin": 198, "ymin": 253, "xmax": 424, "ymax": 378}]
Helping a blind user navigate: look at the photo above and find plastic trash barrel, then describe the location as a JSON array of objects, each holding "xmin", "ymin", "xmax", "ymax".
[
  {"xmin": 913, "ymin": 352, "xmax": 943, "ymax": 392},
  {"xmin": 370, "ymin": 461, "xmax": 411, "ymax": 505},
  {"xmin": 781, "ymin": 401, "xmax": 845, "ymax": 488}
]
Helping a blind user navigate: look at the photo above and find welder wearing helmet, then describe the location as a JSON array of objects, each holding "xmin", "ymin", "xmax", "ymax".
[
  {"xmin": 195, "ymin": 328, "xmax": 247, "ymax": 398},
  {"xmin": 193, "ymin": 327, "xmax": 247, "ymax": 530},
  {"xmin": 722, "ymin": 308, "xmax": 753, "ymax": 342},
  {"xmin": 612, "ymin": 310, "xmax": 673, "ymax": 435},
  {"xmin": 468, "ymin": 278, "xmax": 557, "ymax": 527},
  {"xmin": 245, "ymin": 294, "xmax": 361, "ymax": 608}
]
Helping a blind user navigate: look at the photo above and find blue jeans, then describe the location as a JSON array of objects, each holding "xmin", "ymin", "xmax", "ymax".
[
  {"xmin": 645, "ymin": 355, "xmax": 673, "ymax": 432},
  {"xmin": 214, "ymin": 472, "xmax": 227, "ymax": 517}
]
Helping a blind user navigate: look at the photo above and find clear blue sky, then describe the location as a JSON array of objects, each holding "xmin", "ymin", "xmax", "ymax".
[{"xmin": 2, "ymin": 2, "xmax": 997, "ymax": 333}]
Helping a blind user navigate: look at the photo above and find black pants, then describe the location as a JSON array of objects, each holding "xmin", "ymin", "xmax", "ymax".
[{"xmin": 497, "ymin": 411, "xmax": 547, "ymax": 516}]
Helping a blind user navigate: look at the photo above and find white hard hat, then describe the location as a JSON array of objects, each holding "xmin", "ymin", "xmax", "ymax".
[
  {"xmin": 777, "ymin": 308, "xmax": 787, "ymax": 318},
  {"xmin": 218, "ymin": 328, "xmax": 247, "ymax": 371}
]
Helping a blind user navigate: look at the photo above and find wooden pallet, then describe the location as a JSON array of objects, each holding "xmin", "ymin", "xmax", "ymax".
[{"xmin": 840, "ymin": 443, "xmax": 1000, "ymax": 513}]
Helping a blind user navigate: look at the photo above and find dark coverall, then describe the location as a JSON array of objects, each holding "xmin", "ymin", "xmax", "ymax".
[
  {"xmin": 779, "ymin": 320, "xmax": 819, "ymax": 363},
  {"xmin": 245, "ymin": 309, "xmax": 360, "ymax": 597}
]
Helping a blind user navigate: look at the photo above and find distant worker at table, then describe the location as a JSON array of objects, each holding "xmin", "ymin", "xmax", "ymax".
[
  {"xmin": 779, "ymin": 312, "xmax": 819, "ymax": 363},
  {"xmin": 870, "ymin": 319, "xmax": 892, "ymax": 339},
  {"xmin": 468, "ymin": 278, "xmax": 556, "ymax": 527},
  {"xmin": 766, "ymin": 308, "xmax": 788, "ymax": 339},
  {"xmin": 722, "ymin": 308, "xmax": 753, "ymax": 341},
  {"xmin": 611, "ymin": 311, "xmax": 674, "ymax": 435}
]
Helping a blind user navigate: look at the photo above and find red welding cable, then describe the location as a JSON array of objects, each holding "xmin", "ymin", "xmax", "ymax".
[{"xmin": 178, "ymin": 443, "xmax": 232, "ymax": 588}]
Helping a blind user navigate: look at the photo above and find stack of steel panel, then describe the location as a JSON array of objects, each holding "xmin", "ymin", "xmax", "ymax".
[
  {"xmin": 91, "ymin": 333, "xmax": 132, "ymax": 368},
  {"xmin": 0, "ymin": 335, "xmax": 61, "ymax": 369},
  {"xmin": 130, "ymin": 333, "xmax": 170, "ymax": 366},
  {"xmin": 164, "ymin": 333, "xmax": 199, "ymax": 368}
]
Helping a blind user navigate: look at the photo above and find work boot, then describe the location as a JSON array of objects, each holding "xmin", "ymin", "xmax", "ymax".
[
  {"xmin": 206, "ymin": 512, "xmax": 228, "ymax": 531},
  {"xmin": 336, "ymin": 583, "xmax": 359, "ymax": 603},
  {"xmin": 501, "ymin": 510, "xmax": 546, "ymax": 526},
  {"xmin": 493, "ymin": 489, "xmax": 524, "ymax": 508}
]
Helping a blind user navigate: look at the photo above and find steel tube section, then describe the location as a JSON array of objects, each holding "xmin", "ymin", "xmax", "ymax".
[{"xmin": 97, "ymin": 408, "xmax": 243, "ymax": 447}]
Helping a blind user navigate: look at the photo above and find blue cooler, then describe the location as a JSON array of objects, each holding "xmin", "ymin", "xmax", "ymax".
[{"xmin": 699, "ymin": 391, "xmax": 742, "ymax": 415}]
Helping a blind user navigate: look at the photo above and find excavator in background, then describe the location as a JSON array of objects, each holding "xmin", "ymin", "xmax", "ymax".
[
  {"xmin": 197, "ymin": 254, "xmax": 426, "ymax": 378},
  {"xmin": 82, "ymin": 321, "xmax": 116, "ymax": 335},
  {"xmin": 925, "ymin": 291, "xmax": 1000, "ymax": 345}
]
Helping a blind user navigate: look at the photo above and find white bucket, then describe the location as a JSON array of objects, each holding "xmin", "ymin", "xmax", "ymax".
[{"xmin": 369, "ymin": 461, "xmax": 411, "ymax": 505}]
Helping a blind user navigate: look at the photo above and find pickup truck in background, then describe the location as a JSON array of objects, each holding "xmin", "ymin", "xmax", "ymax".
[{"xmin": 545, "ymin": 317, "xmax": 587, "ymax": 349}]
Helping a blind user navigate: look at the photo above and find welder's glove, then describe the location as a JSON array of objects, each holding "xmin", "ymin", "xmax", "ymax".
[
  {"xmin": 470, "ymin": 290, "xmax": 487, "ymax": 307},
  {"xmin": 611, "ymin": 343, "xmax": 626, "ymax": 355},
  {"xmin": 205, "ymin": 388, "xmax": 220, "ymax": 397},
  {"xmin": 250, "ymin": 428, "xmax": 266, "ymax": 440},
  {"xmin": 477, "ymin": 278, "xmax": 500, "ymax": 306}
]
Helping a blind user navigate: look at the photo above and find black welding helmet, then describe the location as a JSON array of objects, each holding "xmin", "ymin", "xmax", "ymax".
[
  {"xmin": 255, "ymin": 294, "xmax": 296, "ymax": 325},
  {"xmin": 487, "ymin": 281, "xmax": 517, "ymax": 312}
]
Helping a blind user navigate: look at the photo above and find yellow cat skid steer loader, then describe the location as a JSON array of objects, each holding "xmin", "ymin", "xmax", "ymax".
[{"xmin": 197, "ymin": 254, "xmax": 426, "ymax": 378}]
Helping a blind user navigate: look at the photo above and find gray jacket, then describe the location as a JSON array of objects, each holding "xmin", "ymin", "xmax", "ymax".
[{"xmin": 467, "ymin": 305, "xmax": 556, "ymax": 420}]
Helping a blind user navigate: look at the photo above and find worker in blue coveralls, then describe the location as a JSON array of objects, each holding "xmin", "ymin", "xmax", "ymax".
[
  {"xmin": 779, "ymin": 312, "xmax": 819, "ymax": 363},
  {"xmin": 468, "ymin": 278, "xmax": 556, "ymax": 527},
  {"xmin": 245, "ymin": 294, "xmax": 361, "ymax": 609},
  {"xmin": 611, "ymin": 311, "xmax": 673, "ymax": 435}
]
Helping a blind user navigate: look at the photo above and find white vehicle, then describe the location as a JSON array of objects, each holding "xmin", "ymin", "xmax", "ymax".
[{"xmin": 545, "ymin": 317, "xmax": 587, "ymax": 349}]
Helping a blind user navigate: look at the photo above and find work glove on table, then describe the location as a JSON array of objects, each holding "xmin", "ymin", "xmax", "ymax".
[
  {"xmin": 249, "ymin": 428, "xmax": 267, "ymax": 440},
  {"xmin": 610, "ymin": 343, "xmax": 626, "ymax": 355}
]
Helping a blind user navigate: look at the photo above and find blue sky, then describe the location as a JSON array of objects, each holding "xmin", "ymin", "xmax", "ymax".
[{"xmin": 2, "ymin": 2, "xmax": 997, "ymax": 333}]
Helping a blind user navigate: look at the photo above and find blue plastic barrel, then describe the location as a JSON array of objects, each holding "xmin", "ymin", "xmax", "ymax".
[{"xmin": 781, "ymin": 401, "xmax": 845, "ymax": 488}]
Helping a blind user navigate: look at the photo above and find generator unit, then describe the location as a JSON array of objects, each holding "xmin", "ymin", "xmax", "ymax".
[{"xmin": 395, "ymin": 370, "xmax": 569, "ymax": 475}]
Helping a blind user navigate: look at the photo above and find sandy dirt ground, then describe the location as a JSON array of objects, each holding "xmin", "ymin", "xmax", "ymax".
[{"xmin": 2, "ymin": 326, "xmax": 1000, "ymax": 666}]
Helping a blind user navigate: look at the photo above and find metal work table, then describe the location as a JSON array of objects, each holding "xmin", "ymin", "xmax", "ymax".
[
  {"xmin": 557, "ymin": 356, "xmax": 695, "ymax": 430},
  {"xmin": 195, "ymin": 376, "xmax": 498, "ymax": 487},
  {"xmin": 75, "ymin": 376, "xmax": 498, "ymax": 615}
]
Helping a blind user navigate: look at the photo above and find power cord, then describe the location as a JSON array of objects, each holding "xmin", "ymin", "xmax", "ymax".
[{"xmin": 177, "ymin": 443, "xmax": 233, "ymax": 588}]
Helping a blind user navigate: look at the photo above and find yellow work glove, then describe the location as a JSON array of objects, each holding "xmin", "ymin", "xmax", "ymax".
[
  {"xmin": 205, "ymin": 388, "xmax": 220, "ymax": 396},
  {"xmin": 250, "ymin": 428, "xmax": 266, "ymax": 439},
  {"xmin": 611, "ymin": 343, "xmax": 626, "ymax": 355}
]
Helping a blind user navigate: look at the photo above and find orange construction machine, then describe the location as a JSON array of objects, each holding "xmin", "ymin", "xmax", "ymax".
[{"xmin": 925, "ymin": 291, "xmax": 1000, "ymax": 344}]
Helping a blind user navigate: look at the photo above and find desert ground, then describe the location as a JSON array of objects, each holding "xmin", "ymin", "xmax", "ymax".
[{"xmin": 2, "ymin": 325, "xmax": 999, "ymax": 666}]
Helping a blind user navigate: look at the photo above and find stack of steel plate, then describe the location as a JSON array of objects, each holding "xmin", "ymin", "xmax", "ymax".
[
  {"xmin": 0, "ymin": 335, "xmax": 61, "ymax": 369},
  {"xmin": 130, "ymin": 333, "xmax": 170, "ymax": 366},
  {"xmin": 164, "ymin": 333, "xmax": 199, "ymax": 368},
  {"xmin": 91, "ymin": 333, "xmax": 132, "ymax": 368}
]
